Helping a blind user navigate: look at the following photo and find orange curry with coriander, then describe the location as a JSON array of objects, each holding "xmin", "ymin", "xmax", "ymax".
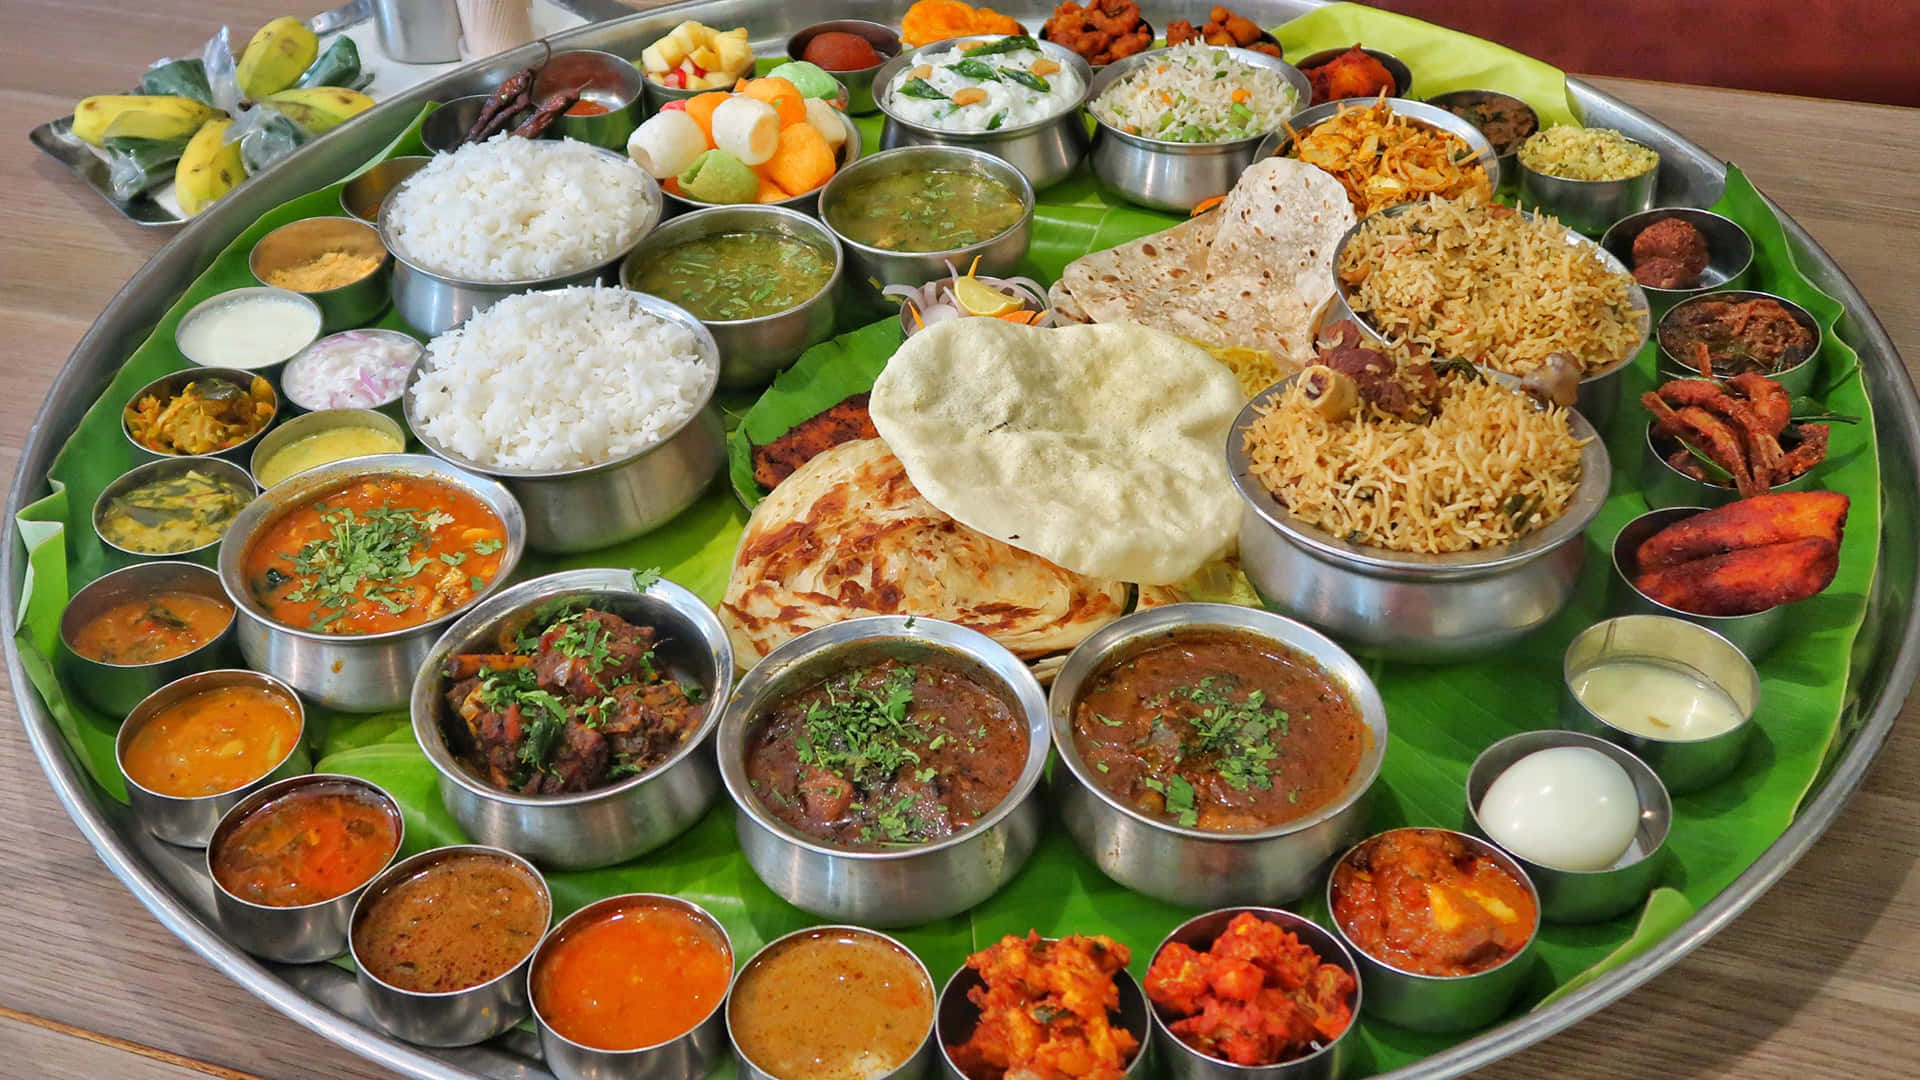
[{"xmin": 1330, "ymin": 828, "xmax": 1538, "ymax": 977}]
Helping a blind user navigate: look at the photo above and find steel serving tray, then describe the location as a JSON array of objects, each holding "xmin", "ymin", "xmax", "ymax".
[{"xmin": 5, "ymin": 2, "xmax": 1916, "ymax": 1078}]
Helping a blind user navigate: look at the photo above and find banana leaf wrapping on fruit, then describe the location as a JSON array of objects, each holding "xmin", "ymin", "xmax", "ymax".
[
  {"xmin": 105, "ymin": 137, "xmax": 188, "ymax": 201},
  {"xmin": 139, "ymin": 58, "xmax": 215, "ymax": 107},
  {"xmin": 231, "ymin": 104, "xmax": 311, "ymax": 175},
  {"xmin": 97, "ymin": 96, "xmax": 218, "ymax": 200},
  {"xmin": 296, "ymin": 37, "xmax": 371, "ymax": 92}
]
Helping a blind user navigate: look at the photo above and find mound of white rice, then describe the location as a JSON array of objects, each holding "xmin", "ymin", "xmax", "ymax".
[
  {"xmin": 409, "ymin": 287, "xmax": 713, "ymax": 472},
  {"xmin": 385, "ymin": 136, "xmax": 656, "ymax": 282}
]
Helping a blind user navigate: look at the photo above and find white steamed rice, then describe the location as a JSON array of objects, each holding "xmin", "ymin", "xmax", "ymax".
[
  {"xmin": 409, "ymin": 287, "xmax": 713, "ymax": 472},
  {"xmin": 385, "ymin": 136, "xmax": 656, "ymax": 283}
]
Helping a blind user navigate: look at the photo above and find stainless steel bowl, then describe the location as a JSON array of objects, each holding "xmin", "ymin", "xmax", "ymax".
[
  {"xmin": 874, "ymin": 36, "xmax": 1093, "ymax": 191},
  {"xmin": 349, "ymin": 845, "xmax": 551, "ymax": 1047},
  {"xmin": 1610, "ymin": 506, "xmax": 1790, "ymax": 660},
  {"xmin": 1328, "ymin": 828, "xmax": 1541, "ymax": 1033},
  {"xmin": 1423, "ymin": 89, "xmax": 1538, "ymax": 185},
  {"xmin": 1087, "ymin": 46, "xmax": 1310, "ymax": 212},
  {"xmin": 411, "ymin": 568, "xmax": 733, "ymax": 870},
  {"xmin": 819, "ymin": 145, "xmax": 1034, "ymax": 305},
  {"xmin": 1640, "ymin": 419, "xmax": 1820, "ymax": 511},
  {"xmin": 936, "ymin": 943, "xmax": 1151, "ymax": 1080},
  {"xmin": 116, "ymin": 669, "xmax": 310, "ymax": 847},
  {"xmin": 248, "ymin": 408, "xmax": 406, "ymax": 490},
  {"xmin": 1296, "ymin": 45, "xmax": 1414, "ymax": 101},
  {"xmin": 621, "ymin": 205, "xmax": 842, "ymax": 389},
  {"xmin": 1148, "ymin": 907, "xmax": 1361, "ymax": 1080},
  {"xmin": 340, "ymin": 155, "xmax": 430, "ymax": 223},
  {"xmin": 1256, "ymin": 97, "xmax": 1499, "ymax": 190},
  {"xmin": 206, "ymin": 773, "xmax": 404, "ymax": 962},
  {"xmin": 530, "ymin": 894, "xmax": 732, "ymax": 1079},
  {"xmin": 1655, "ymin": 289, "xmax": 1822, "ymax": 397},
  {"xmin": 280, "ymin": 329, "xmax": 423, "ymax": 419},
  {"xmin": 717, "ymin": 616, "xmax": 1049, "ymax": 926},
  {"xmin": 376, "ymin": 145, "xmax": 664, "ymax": 335},
  {"xmin": 1466, "ymin": 729, "xmax": 1672, "ymax": 924},
  {"xmin": 247, "ymin": 216, "xmax": 392, "ymax": 332},
  {"xmin": 1600, "ymin": 207, "xmax": 1754, "ymax": 313},
  {"xmin": 1516, "ymin": 133, "xmax": 1659, "ymax": 236},
  {"xmin": 58, "ymin": 561, "xmax": 237, "ymax": 716},
  {"xmin": 403, "ymin": 290, "xmax": 724, "ymax": 552},
  {"xmin": 419, "ymin": 95, "xmax": 492, "ymax": 154},
  {"xmin": 539, "ymin": 49, "xmax": 646, "ymax": 150},
  {"xmin": 1228, "ymin": 376, "xmax": 1612, "ymax": 661},
  {"xmin": 735, "ymin": 925, "xmax": 937, "ymax": 1080},
  {"xmin": 172, "ymin": 288, "xmax": 324, "ymax": 379},
  {"xmin": 659, "ymin": 110, "xmax": 863, "ymax": 219},
  {"xmin": 1049, "ymin": 603, "xmax": 1387, "ymax": 907},
  {"xmin": 215, "ymin": 453, "xmax": 527, "ymax": 712},
  {"xmin": 122, "ymin": 367, "xmax": 279, "ymax": 468},
  {"xmin": 789, "ymin": 19, "xmax": 904, "ymax": 114},
  {"xmin": 91, "ymin": 456, "xmax": 258, "ymax": 566},
  {"xmin": 1562, "ymin": 614, "xmax": 1761, "ymax": 794}
]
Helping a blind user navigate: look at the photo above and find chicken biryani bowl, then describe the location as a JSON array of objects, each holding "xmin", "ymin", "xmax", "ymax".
[
  {"xmin": 216, "ymin": 453, "xmax": 526, "ymax": 712},
  {"xmin": 1228, "ymin": 372, "xmax": 1612, "ymax": 661},
  {"xmin": 716, "ymin": 615, "xmax": 1051, "ymax": 926},
  {"xmin": 1049, "ymin": 603, "xmax": 1387, "ymax": 908},
  {"xmin": 411, "ymin": 568, "xmax": 734, "ymax": 871}
]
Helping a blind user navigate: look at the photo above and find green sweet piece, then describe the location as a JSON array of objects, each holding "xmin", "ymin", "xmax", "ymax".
[
  {"xmin": 765, "ymin": 61, "xmax": 842, "ymax": 100},
  {"xmin": 678, "ymin": 148, "xmax": 759, "ymax": 204}
]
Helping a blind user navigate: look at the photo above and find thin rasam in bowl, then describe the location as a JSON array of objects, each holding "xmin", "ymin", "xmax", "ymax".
[{"xmin": 405, "ymin": 286, "xmax": 724, "ymax": 553}]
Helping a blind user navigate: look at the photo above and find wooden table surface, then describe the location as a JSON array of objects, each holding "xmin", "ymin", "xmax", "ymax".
[{"xmin": 4, "ymin": 3, "xmax": 1918, "ymax": 1077}]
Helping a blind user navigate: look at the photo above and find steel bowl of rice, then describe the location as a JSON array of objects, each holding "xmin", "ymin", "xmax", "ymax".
[
  {"xmin": 403, "ymin": 286, "xmax": 725, "ymax": 554},
  {"xmin": 377, "ymin": 136, "xmax": 665, "ymax": 336},
  {"xmin": 1515, "ymin": 125, "xmax": 1660, "ymax": 236},
  {"xmin": 1086, "ymin": 44, "xmax": 1309, "ymax": 212},
  {"xmin": 1226, "ymin": 359, "xmax": 1612, "ymax": 662},
  {"xmin": 1329, "ymin": 196, "xmax": 1651, "ymax": 430}
]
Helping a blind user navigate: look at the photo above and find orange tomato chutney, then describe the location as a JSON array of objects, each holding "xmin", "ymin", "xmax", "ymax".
[
  {"xmin": 532, "ymin": 899, "xmax": 732, "ymax": 1051},
  {"xmin": 120, "ymin": 683, "xmax": 301, "ymax": 798},
  {"xmin": 730, "ymin": 928, "xmax": 934, "ymax": 1080},
  {"xmin": 565, "ymin": 99, "xmax": 611, "ymax": 116},
  {"xmin": 212, "ymin": 780, "xmax": 401, "ymax": 907},
  {"xmin": 1329, "ymin": 828, "xmax": 1538, "ymax": 978},
  {"xmin": 243, "ymin": 475, "xmax": 506, "ymax": 636}
]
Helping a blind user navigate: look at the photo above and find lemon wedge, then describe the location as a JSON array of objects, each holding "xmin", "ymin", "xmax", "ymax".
[{"xmin": 953, "ymin": 276, "xmax": 1021, "ymax": 318}]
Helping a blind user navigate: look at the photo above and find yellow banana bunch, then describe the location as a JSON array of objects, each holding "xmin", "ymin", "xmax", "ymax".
[
  {"xmin": 175, "ymin": 118, "xmax": 247, "ymax": 217},
  {"xmin": 259, "ymin": 87, "xmax": 374, "ymax": 133},
  {"xmin": 236, "ymin": 16, "xmax": 319, "ymax": 100},
  {"xmin": 72, "ymin": 95, "xmax": 214, "ymax": 146}
]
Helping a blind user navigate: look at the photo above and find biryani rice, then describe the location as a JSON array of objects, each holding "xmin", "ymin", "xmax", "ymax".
[
  {"xmin": 1337, "ymin": 196, "xmax": 1643, "ymax": 375},
  {"xmin": 1245, "ymin": 374, "xmax": 1587, "ymax": 554}
]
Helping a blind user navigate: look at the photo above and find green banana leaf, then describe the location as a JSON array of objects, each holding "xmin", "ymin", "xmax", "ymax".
[
  {"xmin": 141, "ymin": 57, "xmax": 215, "ymax": 107},
  {"xmin": 9, "ymin": 17, "xmax": 1883, "ymax": 1074}
]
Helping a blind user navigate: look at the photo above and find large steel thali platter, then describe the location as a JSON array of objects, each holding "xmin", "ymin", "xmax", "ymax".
[{"xmin": 5, "ymin": 1, "xmax": 1917, "ymax": 1078}]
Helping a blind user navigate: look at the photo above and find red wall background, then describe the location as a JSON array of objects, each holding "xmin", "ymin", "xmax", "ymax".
[{"xmin": 1367, "ymin": 1, "xmax": 1920, "ymax": 107}]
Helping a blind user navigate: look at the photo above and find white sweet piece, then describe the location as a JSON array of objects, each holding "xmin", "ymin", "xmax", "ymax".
[
  {"xmin": 627, "ymin": 111, "xmax": 710, "ymax": 179},
  {"xmin": 1478, "ymin": 747, "xmax": 1641, "ymax": 872},
  {"xmin": 710, "ymin": 96, "xmax": 779, "ymax": 166},
  {"xmin": 803, "ymin": 97, "xmax": 847, "ymax": 151}
]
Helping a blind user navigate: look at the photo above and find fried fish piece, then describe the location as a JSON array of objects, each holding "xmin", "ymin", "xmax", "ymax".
[
  {"xmin": 1634, "ymin": 536, "xmax": 1839, "ymax": 616},
  {"xmin": 1636, "ymin": 490, "xmax": 1849, "ymax": 571},
  {"xmin": 749, "ymin": 393, "xmax": 879, "ymax": 490}
]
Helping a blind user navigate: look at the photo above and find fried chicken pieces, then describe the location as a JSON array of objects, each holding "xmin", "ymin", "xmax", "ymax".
[
  {"xmin": 947, "ymin": 933, "xmax": 1140, "ymax": 1080},
  {"xmin": 1166, "ymin": 7, "xmax": 1280, "ymax": 56},
  {"xmin": 1145, "ymin": 912, "xmax": 1356, "ymax": 1067},
  {"xmin": 1643, "ymin": 372, "xmax": 1828, "ymax": 497},
  {"xmin": 749, "ymin": 393, "xmax": 880, "ymax": 490},
  {"xmin": 1301, "ymin": 44, "xmax": 1397, "ymax": 105},
  {"xmin": 1632, "ymin": 491, "xmax": 1849, "ymax": 616},
  {"xmin": 1042, "ymin": 1, "xmax": 1152, "ymax": 66}
]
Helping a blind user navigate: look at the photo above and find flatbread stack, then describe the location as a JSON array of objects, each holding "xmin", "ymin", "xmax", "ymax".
[{"xmin": 1049, "ymin": 157, "xmax": 1356, "ymax": 374}]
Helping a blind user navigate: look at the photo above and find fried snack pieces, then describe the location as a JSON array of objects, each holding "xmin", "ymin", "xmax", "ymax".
[
  {"xmin": 947, "ymin": 932, "xmax": 1140, "ymax": 1080},
  {"xmin": 1633, "ymin": 491, "xmax": 1849, "ymax": 615}
]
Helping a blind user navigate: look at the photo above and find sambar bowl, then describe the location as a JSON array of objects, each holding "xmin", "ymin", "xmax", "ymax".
[
  {"xmin": 530, "ymin": 894, "xmax": 733, "ymax": 1080},
  {"xmin": 873, "ymin": 37, "xmax": 1093, "ymax": 191},
  {"xmin": 1600, "ymin": 207, "xmax": 1754, "ymax": 313},
  {"xmin": 121, "ymin": 367, "xmax": 279, "ymax": 469},
  {"xmin": 789, "ymin": 20, "xmax": 905, "ymax": 114},
  {"xmin": 91, "ymin": 456, "xmax": 258, "ymax": 566},
  {"xmin": 1516, "ymin": 134, "xmax": 1659, "ymax": 236},
  {"xmin": 1655, "ymin": 289, "xmax": 1822, "ymax": 398},
  {"xmin": 716, "ymin": 616, "xmax": 1050, "ymax": 926},
  {"xmin": 1610, "ymin": 506, "xmax": 1789, "ymax": 661},
  {"xmin": 1049, "ymin": 602, "xmax": 1387, "ymax": 907},
  {"xmin": 621, "ymin": 205, "xmax": 842, "ymax": 390},
  {"xmin": 1640, "ymin": 419, "xmax": 1820, "ymax": 511},
  {"xmin": 411, "ymin": 568, "xmax": 733, "ymax": 871},
  {"xmin": 205, "ymin": 773, "xmax": 404, "ymax": 963},
  {"xmin": 1227, "ymin": 376, "xmax": 1611, "ymax": 661},
  {"xmin": 937, "ymin": 942, "xmax": 1152, "ymax": 1080},
  {"xmin": 215, "ymin": 453, "xmax": 527, "ymax": 712},
  {"xmin": 419, "ymin": 95, "xmax": 492, "ymax": 154},
  {"xmin": 658, "ymin": 110, "xmax": 862, "ymax": 219},
  {"xmin": 376, "ymin": 145, "xmax": 664, "ymax": 336},
  {"xmin": 1422, "ymin": 89, "xmax": 1538, "ymax": 185},
  {"xmin": 402, "ymin": 290, "xmax": 724, "ymax": 553},
  {"xmin": 58, "ymin": 561, "xmax": 238, "ymax": 717},
  {"xmin": 539, "ymin": 49, "xmax": 646, "ymax": 150},
  {"xmin": 349, "ymin": 845, "xmax": 551, "ymax": 1047},
  {"xmin": 1148, "ymin": 907, "xmax": 1361, "ymax": 1080},
  {"xmin": 340, "ymin": 155, "xmax": 430, "ymax": 223},
  {"xmin": 1255, "ymin": 97, "xmax": 1499, "ymax": 190},
  {"xmin": 733, "ymin": 925, "xmax": 937, "ymax": 1080},
  {"xmin": 1466, "ymin": 729, "xmax": 1672, "ymax": 924},
  {"xmin": 247, "ymin": 216, "xmax": 392, "ymax": 333},
  {"xmin": 1327, "ymin": 828, "xmax": 1540, "ymax": 1033},
  {"xmin": 115, "ymin": 669, "xmax": 310, "ymax": 847},
  {"xmin": 1088, "ymin": 46, "xmax": 1310, "ymax": 212},
  {"xmin": 247, "ymin": 407, "xmax": 406, "ymax": 490},
  {"xmin": 818, "ymin": 145, "xmax": 1034, "ymax": 303},
  {"xmin": 1296, "ymin": 45, "xmax": 1414, "ymax": 101},
  {"xmin": 1561, "ymin": 614, "xmax": 1761, "ymax": 794}
]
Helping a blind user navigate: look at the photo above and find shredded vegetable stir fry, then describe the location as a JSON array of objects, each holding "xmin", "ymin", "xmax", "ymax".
[{"xmin": 1285, "ymin": 99, "xmax": 1491, "ymax": 215}]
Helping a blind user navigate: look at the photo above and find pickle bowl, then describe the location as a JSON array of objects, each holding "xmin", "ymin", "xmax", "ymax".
[
  {"xmin": 1610, "ymin": 505, "xmax": 1790, "ymax": 661},
  {"xmin": 538, "ymin": 49, "xmax": 646, "ymax": 150}
]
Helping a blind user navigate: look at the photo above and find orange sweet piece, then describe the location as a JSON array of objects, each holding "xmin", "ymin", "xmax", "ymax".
[
  {"xmin": 764, "ymin": 121, "xmax": 836, "ymax": 196},
  {"xmin": 742, "ymin": 77, "xmax": 808, "ymax": 128},
  {"xmin": 682, "ymin": 92, "xmax": 730, "ymax": 143}
]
